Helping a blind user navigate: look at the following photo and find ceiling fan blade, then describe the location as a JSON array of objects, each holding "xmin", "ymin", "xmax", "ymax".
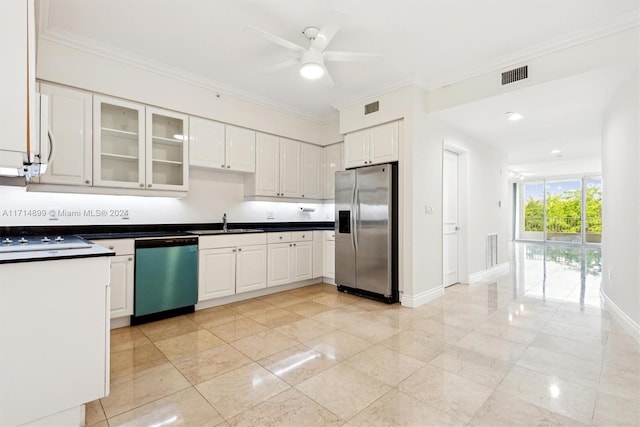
[
  {"xmin": 324, "ymin": 51, "xmax": 383, "ymax": 62},
  {"xmin": 311, "ymin": 9, "xmax": 347, "ymax": 51},
  {"xmin": 245, "ymin": 25, "xmax": 306, "ymax": 53},
  {"xmin": 321, "ymin": 64, "xmax": 335, "ymax": 87},
  {"xmin": 264, "ymin": 58, "xmax": 300, "ymax": 73}
]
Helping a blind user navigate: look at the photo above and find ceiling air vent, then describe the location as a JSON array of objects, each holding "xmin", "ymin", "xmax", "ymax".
[
  {"xmin": 501, "ymin": 65, "xmax": 528, "ymax": 85},
  {"xmin": 364, "ymin": 101, "xmax": 379, "ymax": 115}
]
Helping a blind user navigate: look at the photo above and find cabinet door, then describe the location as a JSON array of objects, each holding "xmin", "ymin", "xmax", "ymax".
[
  {"xmin": 236, "ymin": 244, "xmax": 267, "ymax": 293},
  {"xmin": 225, "ymin": 125, "xmax": 256, "ymax": 173},
  {"xmin": 369, "ymin": 121, "xmax": 399, "ymax": 165},
  {"xmin": 279, "ymin": 138, "xmax": 301, "ymax": 197},
  {"xmin": 38, "ymin": 83, "xmax": 92, "ymax": 186},
  {"xmin": 93, "ymin": 95, "xmax": 145, "ymax": 189},
  {"xmin": 109, "ymin": 254, "xmax": 134, "ymax": 318},
  {"xmin": 189, "ymin": 116, "xmax": 225, "ymax": 170},
  {"xmin": 267, "ymin": 243, "xmax": 292, "ymax": 287},
  {"xmin": 146, "ymin": 107, "xmax": 189, "ymax": 191},
  {"xmin": 292, "ymin": 241, "xmax": 313, "ymax": 282},
  {"xmin": 323, "ymin": 142, "xmax": 343, "ymax": 199},
  {"xmin": 254, "ymin": 132, "xmax": 280, "ymax": 196},
  {"xmin": 301, "ymin": 143, "xmax": 321, "ymax": 199},
  {"xmin": 344, "ymin": 129, "xmax": 369, "ymax": 168},
  {"xmin": 199, "ymin": 248, "xmax": 236, "ymax": 301},
  {"xmin": 323, "ymin": 240, "xmax": 335, "ymax": 279}
]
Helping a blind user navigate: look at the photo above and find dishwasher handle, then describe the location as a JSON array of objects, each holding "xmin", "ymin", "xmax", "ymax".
[{"xmin": 135, "ymin": 237, "xmax": 198, "ymax": 249}]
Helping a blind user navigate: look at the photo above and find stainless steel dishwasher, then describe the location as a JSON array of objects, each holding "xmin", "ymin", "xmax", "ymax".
[{"xmin": 132, "ymin": 237, "xmax": 198, "ymax": 325}]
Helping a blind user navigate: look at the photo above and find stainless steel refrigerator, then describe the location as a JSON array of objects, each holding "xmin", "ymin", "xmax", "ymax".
[{"xmin": 335, "ymin": 163, "xmax": 398, "ymax": 303}]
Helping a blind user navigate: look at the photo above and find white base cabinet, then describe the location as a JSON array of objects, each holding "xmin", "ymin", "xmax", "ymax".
[
  {"xmin": 323, "ymin": 231, "xmax": 336, "ymax": 279},
  {"xmin": 198, "ymin": 234, "xmax": 267, "ymax": 302},
  {"xmin": 92, "ymin": 239, "xmax": 134, "ymax": 319},
  {"xmin": 267, "ymin": 231, "xmax": 313, "ymax": 287}
]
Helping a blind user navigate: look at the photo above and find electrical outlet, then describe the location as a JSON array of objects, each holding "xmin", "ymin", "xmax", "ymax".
[
  {"xmin": 425, "ymin": 205, "xmax": 434, "ymax": 214},
  {"xmin": 266, "ymin": 210, "xmax": 274, "ymax": 219}
]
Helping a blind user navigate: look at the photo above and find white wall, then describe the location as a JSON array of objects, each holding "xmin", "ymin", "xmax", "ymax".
[
  {"xmin": 0, "ymin": 168, "xmax": 331, "ymax": 227},
  {"xmin": 423, "ymin": 117, "xmax": 510, "ymax": 280},
  {"xmin": 601, "ymin": 71, "xmax": 640, "ymax": 333}
]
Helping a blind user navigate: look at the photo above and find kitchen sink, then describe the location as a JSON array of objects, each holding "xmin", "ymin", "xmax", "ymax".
[{"xmin": 186, "ymin": 229, "xmax": 264, "ymax": 235}]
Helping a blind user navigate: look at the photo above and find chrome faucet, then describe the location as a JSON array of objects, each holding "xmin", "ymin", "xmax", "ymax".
[{"xmin": 222, "ymin": 213, "xmax": 228, "ymax": 232}]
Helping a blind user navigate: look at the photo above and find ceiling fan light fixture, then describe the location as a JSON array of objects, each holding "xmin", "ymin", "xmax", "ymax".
[{"xmin": 300, "ymin": 62, "xmax": 324, "ymax": 79}]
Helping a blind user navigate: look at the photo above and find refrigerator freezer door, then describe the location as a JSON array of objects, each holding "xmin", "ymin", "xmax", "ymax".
[
  {"xmin": 355, "ymin": 164, "xmax": 392, "ymax": 296},
  {"xmin": 335, "ymin": 170, "xmax": 356, "ymax": 288}
]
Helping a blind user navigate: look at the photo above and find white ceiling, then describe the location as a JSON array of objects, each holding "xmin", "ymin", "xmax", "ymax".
[{"xmin": 38, "ymin": 0, "xmax": 639, "ymax": 171}]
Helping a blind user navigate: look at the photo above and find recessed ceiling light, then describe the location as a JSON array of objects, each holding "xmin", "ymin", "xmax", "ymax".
[
  {"xmin": 506, "ymin": 112, "xmax": 523, "ymax": 121},
  {"xmin": 549, "ymin": 149, "xmax": 561, "ymax": 154}
]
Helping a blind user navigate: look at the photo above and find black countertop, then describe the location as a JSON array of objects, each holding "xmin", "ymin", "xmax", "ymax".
[{"xmin": 1, "ymin": 222, "xmax": 335, "ymax": 240}]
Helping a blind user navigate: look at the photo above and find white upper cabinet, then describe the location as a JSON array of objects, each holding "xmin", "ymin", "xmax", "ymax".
[
  {"xmin": 301, "ymin": 143, "xmax": 321, "ymax": 199},
  {"xmin": 0, "ymin": 0, "xmax": 34, "ymax": 168},
  {"xmin": 93, "ymin": 96, "xmax": 188, "ymax": 192},
  {"xmin": 248, "ymin": 133, "xmax": 302, "ymax": 198},
  {"xmin": 146, "ymin": 107, "xmax": 189, "ymax": 191},
  {"xmin": 225, "ymin": 125, "xmax": 256, "ymax": 173},
  {"xmin": 189, "ymin": 116, "xmax": 225, "ymax": 169},
  {"xmin": 322, "ymin": 142, "xmax": 343, "ymax": 199},
  {"xmin": 93, "ymin": 95, "xmax": 145, "ymax": 189},
  {"xmin": 252, "ymin": 132, "xmax": 280, "ymax": 196},
  {"xmin": 279, "ymin": 138, "xmax": 301, "ymax": 198},
  {"xmin": 190, "ymin": 119, "xmax": 255, "ymax": 173},
  {"xmin": 37, "ymin": 83, "xmax": 92, "ymax": 186},
  {"xmin": 344, "ymin": 121, "xmax": 399, "ymax": 168}
]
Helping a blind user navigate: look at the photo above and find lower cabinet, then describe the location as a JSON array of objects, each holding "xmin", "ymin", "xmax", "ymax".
[
  {"xmin": 267, "ymin": 231, "xmax": 313, "ymax": 287},
  {"xmin": 198, "ymin": 234, "xmax": 267, "ymax": 302},
  {"xmin": 323, "ymin": 231, "xmax": 335, "ymax": 279},
  {"xmin": 92, "ymin": 238, "xmax": 134, "ymax": 319}
]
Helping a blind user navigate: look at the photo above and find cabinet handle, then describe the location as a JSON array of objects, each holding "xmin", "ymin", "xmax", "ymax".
[
  {"xmin": 139, "ymin": 183, "xmax": 144, "ymax": 187},
  {"xmin": 85, "ymin": 179, "xmax": 90, "ymax": 185},
  {"xmin": 128, "ymin": 257, "xmax": 133, "ymax": 261},
  {"xmin": 232, "ymin": 249, "xmax": 236, "ymax": 252},
  {"xmin": 221, "ymin": 164, "xmax": 225, "ymax": 168},
  {"xmin": 238, "ymin": 248, "xmax": 242, "ymax": 251},
  {"xmin": 279, "ymin": 236, "xmax": 283, "ymax": 240},
  {"xmin": 302, "ymin": 194, "xmax": 305, "ymax": 197},
  {"xmin": 227, "ymin": 165, "xmax": 231, "ymax": 169},
  {"xmin": 289, "ymin": 243, "xmax": 292, "ymax": 247},
  {"xmin": 302, "ymin": 235, "xmax": 305, "ymax": 238},
  {"xmin": 148, "ymin": 184, "xmax": 152, "ymax": 188},
  {"xmin": 108, "ymin": 245, "xmax": 114, "ymax": 250},
  {"xmin": 293, "ymin": 243, "xmax": 297, "ymax": 246}
]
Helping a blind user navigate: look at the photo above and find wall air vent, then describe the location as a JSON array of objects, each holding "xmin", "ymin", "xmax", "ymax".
[
  {"xmin": 501, "ymin": 65, "xmax": 528, "ymax": 85},
  {"xmin": 364, "ymin": 101, "xmax": 379, "ymax": 115}
]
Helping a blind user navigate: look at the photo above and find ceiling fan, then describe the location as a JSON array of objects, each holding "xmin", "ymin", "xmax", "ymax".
[{"xmin": 246, "ymin": 10, "xmax": 382, "ymax": 85}]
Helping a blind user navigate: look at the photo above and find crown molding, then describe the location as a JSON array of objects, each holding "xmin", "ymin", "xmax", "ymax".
[{"xmin": 425, "ymin": 12, "xmax": 640, "ymax": 90}]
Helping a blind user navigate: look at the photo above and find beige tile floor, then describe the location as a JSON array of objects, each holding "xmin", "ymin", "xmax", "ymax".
[{"xmin": 87, "ymin": 243, "xmax": 640, "ymax": 426}]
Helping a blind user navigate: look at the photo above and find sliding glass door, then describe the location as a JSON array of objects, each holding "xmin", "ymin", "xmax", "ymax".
[
  {"xmin": 515, "ymin": 176, "xmax": 601, "ymax": 244},
  {"xmin": 545, "ymin": 179, "xmax": 582, "ymax": 243}
]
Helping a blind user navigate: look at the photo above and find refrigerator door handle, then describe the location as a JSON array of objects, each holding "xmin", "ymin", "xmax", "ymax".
[{"xmin": 354, "ymin": 183, "xmax": 359, "ymax": 252}]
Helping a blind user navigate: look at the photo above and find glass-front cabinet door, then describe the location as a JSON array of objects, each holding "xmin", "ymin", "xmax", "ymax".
[
  {"xmin": 93, "ymin": 96, "xmax": 145, "ymax": 189},
  {"xmin": 145, "ymin": 108, "xmax": 189, "ymax": 191}
]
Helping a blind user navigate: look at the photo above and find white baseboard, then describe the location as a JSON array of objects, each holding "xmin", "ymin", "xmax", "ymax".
[
  {"xmin": 601, "ymin": 289, "xmax": 640, "ymax": 343},
  {"xmin": 400, "ymin": 286, "xmax": 444, "ymax": 308},
  {"xmin": 468, "ymin": 262, "xmax": 510, "ymax": 285}
]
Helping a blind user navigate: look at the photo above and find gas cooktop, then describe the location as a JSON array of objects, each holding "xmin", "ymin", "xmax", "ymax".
[{"xmin": 0, "ymin": 235, "xmax": 92, "ymax": 253}]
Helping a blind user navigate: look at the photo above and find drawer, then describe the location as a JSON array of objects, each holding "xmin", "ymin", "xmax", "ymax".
[
  {"xmin": 267, "ymin": 232, "xmax": 291, "ymax": 244},
  {"xmin": 199, "ymin": 233, "xmax": 267, "ymax": 250},
  {"xmin": 291, "ymin": 231, "xmax": 313, "ymax": 242},
  {"xmin": 91, "ymin": 238, "xmax": 134, "ymax": 255},
  {"xmin": 325, "ymin": 230, "xmax": 335, "ymax": 241}
]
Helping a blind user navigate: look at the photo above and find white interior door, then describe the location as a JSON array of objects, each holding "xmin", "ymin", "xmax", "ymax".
[{"xmin": 443, "ymin": 150, "xmax": 459, "ymax": 287}]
